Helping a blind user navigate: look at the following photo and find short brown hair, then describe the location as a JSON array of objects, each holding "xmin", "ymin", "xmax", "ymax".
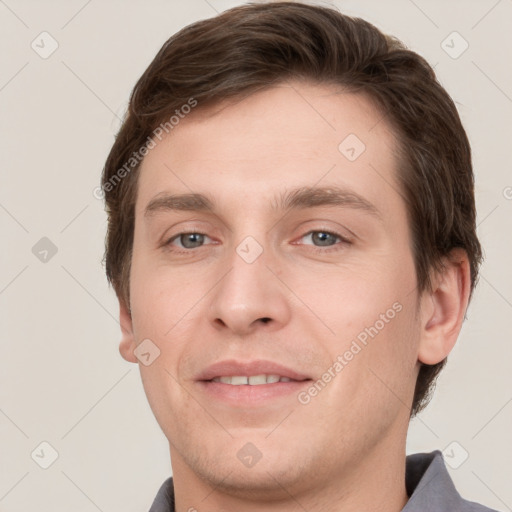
[{"xmin": 101, "ymin": 1, "xmax": 483, "ymax": 417}]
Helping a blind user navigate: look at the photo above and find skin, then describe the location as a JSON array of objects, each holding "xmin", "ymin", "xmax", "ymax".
[{"xmin": 118, "ymin": 81, "xmax": 471, "ymax": 512}]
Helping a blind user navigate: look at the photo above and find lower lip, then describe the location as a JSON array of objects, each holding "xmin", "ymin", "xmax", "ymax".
[{"xmin": 197, "ymin": 380, "xmax": 311, "ymax": 406}]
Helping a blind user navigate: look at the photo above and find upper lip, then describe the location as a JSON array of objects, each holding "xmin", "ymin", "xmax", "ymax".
[{"xmin": 196, "ymin": 360, "xmax": 312, "ymax": 382}]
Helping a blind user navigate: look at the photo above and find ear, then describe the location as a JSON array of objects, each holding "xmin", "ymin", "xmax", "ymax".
[
  {"xmin": 119, "ymin": 299, "xmax": 138, "ymax": 363},
  {"xmin": 417, "ymin": 248, "xmax": 472, "ymax": 365}
]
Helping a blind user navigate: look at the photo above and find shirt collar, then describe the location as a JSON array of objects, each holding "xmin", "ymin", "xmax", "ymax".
[{"xmin": 403, "ymin": 450, "xmax": 460, "ymax": 511}]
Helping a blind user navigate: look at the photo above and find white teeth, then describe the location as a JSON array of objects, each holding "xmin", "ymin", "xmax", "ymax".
[
  {"xmin": 230, "ymin": 376, "xmax": 248, "ymax": 385},
  {"xmin": 210, "ymin": 374, "xmax": 295, "ymax": 385},
  {"xmin": 248, "ymin": 374, "xmax": 267, "ymax": 385}
]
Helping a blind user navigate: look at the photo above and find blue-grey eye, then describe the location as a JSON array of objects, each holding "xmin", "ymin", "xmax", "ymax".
[
  {"xmin": 304, "ymin": 231, "xmax": 340, "ymax": 246},
  {"xmin": 176, "ymin": 233, "xmax": 206, "ymax": 249}
]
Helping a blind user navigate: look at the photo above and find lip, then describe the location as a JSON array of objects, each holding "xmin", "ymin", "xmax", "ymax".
[
  {"xmin": 195, "ymin": 359, "xmax": 312, "ymax": 382},
  {"xmin": 197, "ymin": 379, "xmax": 311, "ymax": 407},
  {"xmin": 195, "ymin": 359, "xmax": 312, "ymax": 407}
]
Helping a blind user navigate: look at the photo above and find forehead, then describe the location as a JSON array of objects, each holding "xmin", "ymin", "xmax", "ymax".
[{"xmin": 135, "ymin": 82, "xmax": 402, "ymax": 221}]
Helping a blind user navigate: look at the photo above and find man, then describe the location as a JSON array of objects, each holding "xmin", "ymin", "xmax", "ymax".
[{"xmin": 100, "ymin": 2, "xmax": 496, "ymax": 511}]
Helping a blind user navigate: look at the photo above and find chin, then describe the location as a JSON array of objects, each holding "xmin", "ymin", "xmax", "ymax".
[
  {"xmin": 197, "ymin": 463, "xmax": 306, "ymax": 502},
  {"xmin": 182, "ymin": 436, "xmax": 322, "ymax": 501}
]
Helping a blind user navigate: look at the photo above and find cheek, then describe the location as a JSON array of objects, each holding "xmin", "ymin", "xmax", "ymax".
[
  {"xmin": 129, "ymin": 256, "xmax": 211, "ymax": 408},
  {"xmin": 287, "ymin": 258, "xmax": 410, "ymax": 335},
  {"xmin": 129, "ymin": 249, "xmax": 203, "ymax": 338},
  {"xmin": 295, "ymin": 253, "xmax": 418, "ymax": 392},
  {"xmin": 347, "ymin": 297, "xmax": 420, "ymax": 413},
  {"xmin": 129, "ymin": 260, "xmax": 200, "ymax": 432}
]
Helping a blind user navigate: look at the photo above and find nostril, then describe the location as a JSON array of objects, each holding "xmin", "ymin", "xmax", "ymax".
[{"xmin": 259, "ymin": 317, "xmax": 271, "ymax": 324}]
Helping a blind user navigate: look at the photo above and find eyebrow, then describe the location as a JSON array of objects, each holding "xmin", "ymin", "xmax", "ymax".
[{"xmin": 144, "ymin": 185, "xmax": 381, "ymax": 220}]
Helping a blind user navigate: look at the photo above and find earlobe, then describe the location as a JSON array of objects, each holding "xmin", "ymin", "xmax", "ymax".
[
  {"xmin": 118, "ymin": 299, "xmax": 138, "ymax": 363},
  {"xmin": 417, "ymin": 249, "xmax": 471, "ymax": 365}
]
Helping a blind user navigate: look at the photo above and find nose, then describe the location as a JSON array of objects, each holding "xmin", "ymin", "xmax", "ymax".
[{"xmin": 207, "ymin": 240, "xmax": 291, "ymax": 336}]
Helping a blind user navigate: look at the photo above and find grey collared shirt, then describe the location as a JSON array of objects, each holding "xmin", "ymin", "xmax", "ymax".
[{"xmin": 148, "ymin": 450, "xmax": 499, "ymax": 511}]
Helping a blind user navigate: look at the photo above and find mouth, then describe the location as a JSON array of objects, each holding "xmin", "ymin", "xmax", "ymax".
[
  {"xmin": 208, "ymin": 374, "xmax": 301, "ymax": 385},
  {"xmin": 196, "ymin": 360, "xmax": 313, "ymax": 406}
]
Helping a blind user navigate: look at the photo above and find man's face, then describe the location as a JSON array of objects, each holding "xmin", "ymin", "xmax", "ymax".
[{"xmin": 123, "ymin": 82, "xmax": 422, "ymax": 497}]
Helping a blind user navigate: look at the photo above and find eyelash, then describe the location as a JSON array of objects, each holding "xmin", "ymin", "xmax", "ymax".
[{"xmin": 163, "ymin": 229, "xmax": 351, "ymax": 254}]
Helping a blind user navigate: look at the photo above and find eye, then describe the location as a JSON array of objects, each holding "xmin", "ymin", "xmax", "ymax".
[
  {"xmin": 302, "ymin": 231, "xmax": 339, "ymax": 246},
  {"xmin": 166, "ymin": 232, "xmax": 212, "ymax": 250},
  {"xmin": 297, "ymin": 230, "xmax": 350, "ymax": 251}
]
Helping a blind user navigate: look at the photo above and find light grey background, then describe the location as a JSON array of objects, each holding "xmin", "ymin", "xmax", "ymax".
[{"xmin": 1, "ymin": 0, "xmax": 511, "ymax": 510}]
